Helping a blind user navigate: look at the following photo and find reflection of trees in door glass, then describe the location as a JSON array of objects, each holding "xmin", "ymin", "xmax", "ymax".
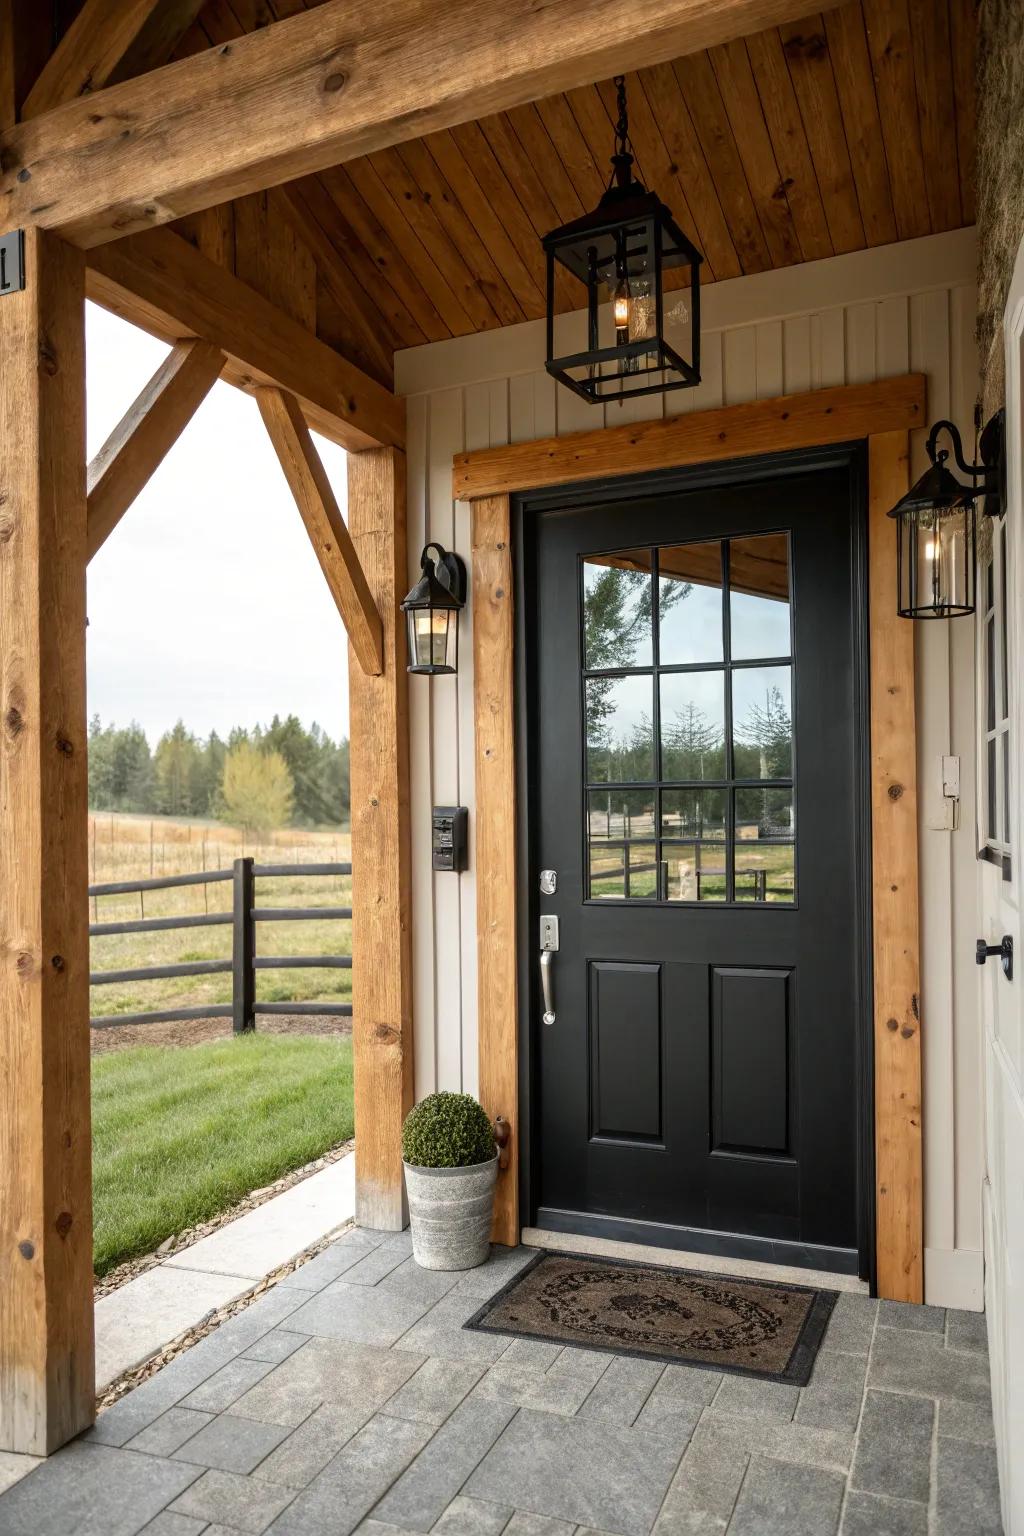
[{"xmin": 733, "ymin": 672, "xmax": 792, "ymax": 778}]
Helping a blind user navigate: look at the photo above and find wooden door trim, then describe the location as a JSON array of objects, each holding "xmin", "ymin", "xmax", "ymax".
[{"xmin": 465, "ymin": 375, "xmax": 924, "ymax": 1301}]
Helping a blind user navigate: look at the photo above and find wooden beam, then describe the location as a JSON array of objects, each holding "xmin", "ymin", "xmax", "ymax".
[
  {"xmin": 347, "ymin": 447, "xmax": 414, "ymax": 1230},
  {"xmin": 86, "ymin": 228, "xmax": 405, "ymax": 452},
  {"xmin": 472, "ymin": 494, "xmax": 519, "ymax": 1246},
  {"xmin": 257, "ymin": 387, "xmax": 385, "ymax": 676},
  {"xmin": 0, "ymin": 227, "xmax": 94, "ymax": 1454},
  {"xmin": 453, "ymin": 375, "xmax": 926, "ymax": 499},
  {"xmin": 868, "ymin": 430, "xmax": 923, "ymax": 1303},
  {"xmin": 22, "ymin": 1, "xmax": 206, "ymax": 120},
  {"xmin": 87, "ymin": 338, "xmax": 224, "ymax": 560},
  {"xmin": 0, "ymin": 1, "xmax": 52, "ymax": 129},
  {"xmin": 2, "ymin": 0, "xmax": 848, "ymax": 249}
]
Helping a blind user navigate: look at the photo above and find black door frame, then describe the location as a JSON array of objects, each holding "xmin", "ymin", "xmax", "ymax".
[{"xmin": 512, "ymin": 442, "xmax": 876, "ymax": 1285}]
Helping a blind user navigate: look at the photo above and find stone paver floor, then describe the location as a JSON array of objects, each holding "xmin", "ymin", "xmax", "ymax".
[{"xmin": 0, "ymin": 1227, "xmax": 1003, "ymax": 1535}]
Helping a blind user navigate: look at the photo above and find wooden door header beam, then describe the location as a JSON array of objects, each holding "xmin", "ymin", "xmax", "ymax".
[
  {"xmin": 1, "ymin": 0, "xmax": 844, "ymax": 250},
  {"xmin": 452, "ymin": 375, "xmax": 926, "ymax": 499},
  {"xmin": 87, "ymin": 228, "xmax": 405, "ymax": 452}
]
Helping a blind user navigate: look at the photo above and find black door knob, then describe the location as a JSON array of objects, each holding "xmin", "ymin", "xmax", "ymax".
[{"xmin": 976, "ymin": 935, "xmax": 1013, "ymax": 981}]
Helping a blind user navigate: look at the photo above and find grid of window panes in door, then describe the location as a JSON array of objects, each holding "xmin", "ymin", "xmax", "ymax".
[
  {"xmin": 981, "ymin": 521, "xmax": 1012, "ymax": 877},
  {"xmin": 583, "ymin": 534, "xmax": 795, "ymax": 903}
]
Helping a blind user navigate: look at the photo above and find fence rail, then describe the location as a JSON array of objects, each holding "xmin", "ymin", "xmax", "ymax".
[{"xmin": 89, "ymin": 857, "xmax": 352, "ymax": 1032}]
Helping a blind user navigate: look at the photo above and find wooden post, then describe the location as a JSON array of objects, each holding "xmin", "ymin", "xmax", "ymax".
[
  {"xmin": 347, "ymin": 447, "xmax": 414, "ymax": 1230},
  {"xmin": 232, "ymin": 857, "xmax": 256, "ymax": 1034},
  {"xmin": 471, "ymin": 494, "xmax": 519, "ymax": 1246},
  {"xmin": 868, "ymin": 430, "xmax": 923, "ymax": 1303},
  {"xmin": 0, "ymin": 227, "xmax": 94, "ymax": 1453}
]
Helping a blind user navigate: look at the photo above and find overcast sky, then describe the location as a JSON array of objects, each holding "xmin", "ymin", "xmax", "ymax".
[{"xmin": 85, "ymin": 303, "xmax": 351, "ymax": 747}]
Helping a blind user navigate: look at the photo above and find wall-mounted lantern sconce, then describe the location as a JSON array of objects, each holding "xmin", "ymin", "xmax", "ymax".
[
  {"xmin": 887, "ymin": 409, "xmax": 1006, "ymax": 620},
  {"xmin": 401, "ymin": 542, "xmax": 467, "ymax": 675},
  {"xmin": 542, "ymin": 75, "xmax": 703, "ymax": 405}
]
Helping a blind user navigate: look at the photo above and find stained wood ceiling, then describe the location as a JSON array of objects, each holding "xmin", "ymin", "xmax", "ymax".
[{"xmin": 168, "ymin": 0, "xmax": 976, "ymax": 387}]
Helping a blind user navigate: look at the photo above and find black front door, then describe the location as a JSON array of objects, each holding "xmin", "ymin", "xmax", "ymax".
[{"xmin": 523, "ymin": 453, "xmax": 870, "ymax": 1276}]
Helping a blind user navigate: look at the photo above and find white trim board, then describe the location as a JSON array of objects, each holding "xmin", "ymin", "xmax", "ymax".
[{"xmin": 396, "ymin": 228, "xmax": 977, "ymax": 397}]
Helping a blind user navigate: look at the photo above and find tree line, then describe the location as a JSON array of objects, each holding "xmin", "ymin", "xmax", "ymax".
[{"xmin": 88, "ymin": 715, "xmax": 350, "ymax": 834}]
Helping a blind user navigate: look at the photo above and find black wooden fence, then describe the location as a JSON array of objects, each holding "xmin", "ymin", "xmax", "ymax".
[{"xmin": 89, "ymin": 857, "xmax": 352, "ymax": 1032}]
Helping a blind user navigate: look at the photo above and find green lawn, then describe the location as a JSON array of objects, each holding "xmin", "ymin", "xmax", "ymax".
[{"xmin": 91, "ymin": 1033, "xmax": 354, "ymax": 1277}]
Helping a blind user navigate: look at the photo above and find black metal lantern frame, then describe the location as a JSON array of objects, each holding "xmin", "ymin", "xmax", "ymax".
[
  {"xmin": 543, "ymin": 77, "xmax": 703, "ymax": 405},
  {"xmin": 887, "ymin": 408, "xmax": 1006, "ymax": 621},
  {"xmin": 401, "ymin": 542, "xmax": 467, "ymax": 676}
]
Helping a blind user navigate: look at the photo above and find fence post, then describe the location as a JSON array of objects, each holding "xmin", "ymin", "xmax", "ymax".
[{"xmin": 232, "ymin": 856, "xmax": 256, "ymax": 1034}]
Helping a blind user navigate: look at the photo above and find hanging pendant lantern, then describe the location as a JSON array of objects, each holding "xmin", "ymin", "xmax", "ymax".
[
  {"xmin": 886, "ymin": 410, "xmax": 1006, "ymax": 620},
  {"xmin": 401, "ymin": 542, "xmax": 467, "ymax": 675},
  {"xmin": 543, "ymin": 75, "xmax": 703, "ymax": 404}
]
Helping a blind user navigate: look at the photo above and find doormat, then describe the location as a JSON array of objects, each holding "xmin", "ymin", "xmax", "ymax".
[{"xmin": 464, "ymin": 1251, "xmax": 838, "ymax": 1385}]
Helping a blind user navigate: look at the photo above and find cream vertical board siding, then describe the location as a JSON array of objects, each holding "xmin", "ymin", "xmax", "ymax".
[{"xmin": 396, "ymin": 228, "xmax": 982, "ymax": 1308}]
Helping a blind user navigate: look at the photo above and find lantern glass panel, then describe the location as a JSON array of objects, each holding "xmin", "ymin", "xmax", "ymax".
[
  {"xmin": 408, "ymin": 605, "xmax": 457, "ymax": 673},
  {"xmin": 897, "ymin": 503, "xmax": 976, "ymax": 619}
]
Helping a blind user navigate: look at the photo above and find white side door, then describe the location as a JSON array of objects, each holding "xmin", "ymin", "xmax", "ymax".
[{"xmin": 979, "ymin": 239, "xmax": 1024, "ymax": 1534}]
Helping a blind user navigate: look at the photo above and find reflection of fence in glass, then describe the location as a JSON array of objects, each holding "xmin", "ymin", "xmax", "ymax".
[{"xmin": 88, "ymin": 857, "xmax": 352, "ymax": 1032}]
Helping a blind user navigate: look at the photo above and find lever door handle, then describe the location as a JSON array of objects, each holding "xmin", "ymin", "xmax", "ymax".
[
  {"xmin": 977, "ymin": 935, "xmax": 1013, "ymax": 980},
  {"xmin": 540, "ymin": 949, "xmax": 556, "ymax": 1025}
]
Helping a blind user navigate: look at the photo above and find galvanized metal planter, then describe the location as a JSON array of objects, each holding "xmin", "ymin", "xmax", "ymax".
[{"xmin": 403, "ymin": 1155, "xmax": 498, "ymax": 1270}]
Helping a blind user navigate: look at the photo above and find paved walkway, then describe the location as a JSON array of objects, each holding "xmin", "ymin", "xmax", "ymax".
[
  {"xmin": 0, "ymin": 1227, "xmax": 1003, "ymax": 1535},
  {"xmin": 95, "ymin": 1153, "xmax": 356, "ymax": 1389}
]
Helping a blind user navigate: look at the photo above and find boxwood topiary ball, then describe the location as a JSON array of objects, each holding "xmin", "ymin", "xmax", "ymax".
[{"xmin": 402, "ymin": 1091, "xmax": 496, "ymax": 1169}]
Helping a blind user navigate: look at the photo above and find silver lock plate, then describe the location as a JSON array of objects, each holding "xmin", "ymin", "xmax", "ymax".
[
  {"xmin": 540, "ymin": 869, "xmax": 557, "ymax": 895},
  {"xmin": 540, "ymin": 915, "xmax": 559, "ymax": 951}
]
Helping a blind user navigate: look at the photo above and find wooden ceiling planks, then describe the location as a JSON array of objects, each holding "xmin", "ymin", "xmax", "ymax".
[{"xmin": 180, "ymin": 0, "xmax": 974, "ymax": 355}]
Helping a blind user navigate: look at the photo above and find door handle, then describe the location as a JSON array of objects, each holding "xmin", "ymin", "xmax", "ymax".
[
  {"xmin": 540, "ymin": 950, "xmax": 556, "ymax": 1025},
  {"xmin": 976, "ymin": 935, "xmax": 1013, "ymax": 980}
]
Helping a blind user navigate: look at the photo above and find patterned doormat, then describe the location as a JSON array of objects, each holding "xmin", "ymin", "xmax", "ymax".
[{"xmin": 464, "ymin": 1251, "xmax": 838, "ymax": 1385}]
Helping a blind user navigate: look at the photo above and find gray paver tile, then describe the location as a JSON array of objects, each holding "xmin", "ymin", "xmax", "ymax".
[
  {"xmin": 653, "ymin": 1363, "xmax": 722, "ymax": 1407},
  {"xmin": 453, "ymin": 1247, "xmax": 540, "ymax": 1300},
  {"xmin": 945, "ymin": 1309, "xmax": 989, "ymax": 1355},
  {"xmin": 500, "ymin": 1338, "xmax": 562, "ymax": 1371},
  {"xmin": 937, "ymin": 1396, "xmax": 995, "ymax": 1443},
  {"xmin": 170, "ymin": 1468, "xmax": 295, "ymax": 1533},
  {"xmin": 279, "ymin": 1232, "xmax": 384, "ymax": 1292},
  {"xmin": 211, "ymin": 1287, "xmax": 310, "ymax": 1352},
  {"xmin": 378, "ymin": 1257, "xmax": 464, "ymax": 1306},
  {"xmin": 877, "ymin": 1301, "xmax": 945, "ymax": 1333},
  {"xmin": 713, "ymin": 1375, "xmax": 799, "ymax": 1422},
  {"xmin": 692, "ymin": 1410, "xmax": 855, "ymax": 1471},
  {"xmin": 391, "ymin": 1290, "xmax": 514, "ymax": 1363},
  {"xmin": 577, "ymin": 1356, "xmax": 664, "ymax": 1427},
  {"xmin": 430, "ymin": 1494, "xmax": 514, "ymax": 1536},
  {"xmin": 794, "ymin": 1380, "xmax": 863, "ymax": 1432},
  {"xmin": 0, "ymin": 1441, "xmax": 201, "ymax": 1536},
  {"xmin": 473, "ymin": 1360, "xmax": 594, "ymax": 1415},
  {"xmin": 126, "ymin": 1407, "xmax": 215, "ymax": 1456},
  {"xmin": 821, "ymin": 1295, "xmax": 877, "ymax": 1356},
  {"xmin": 850, "ymin": 1390, "xmax": 933, "ymax": 1504},
  {"xmin": 243, "ymin": 1331, "xmax": 311, "ymax": 1365},
  {"xmin": 343, "ymin": 1245, "xmax": 413, "ymax": 1287},
  {"xmin": 172, "ymin": 1412, "xmax": 291, "ymax": 1474},
  {"xmin": 233, "ymin": 1336, "xmax": 424, "ymax": 1427},
  {"xmin": 373, "ymin": 1396, "xmax": 518, "ymax": 1531},
  {"xmin": 841, "ymin": 1489, "xmax": 928, "ymax": 1535},
  {"xmin": 653, "ymin": 1430, "xmax": 748, "ymax": 1535},
  {"xmin": 503, "ymin": 1514, "xmax": 575, "ymax": 1536},
  {"xmin": 286, "ymin": 1282, "xmax": 432, "ymax": 1346},
  {"xmin": 546, "ymin": 1348, "xmax": 612, "ymax": 1387},
  {"xmin": 465, "ymin": 1407, "xmax": 683, "ymax": 1536},
  {"xmin": 868, "ymin": 1328, "xmax": 991, "ymax": 1402},
  {"xmin": 255, "ymin": 1400, "xmax": 366, "ymax": 1488},
  {"xmin": 266, "ymin": 1414, "xmax": 433, "ymax": 1536},
  {"xmin": 934, "ymin": 1434, "xmax": 1003, "ymax": 1533},
  {"xmin": 728, "ymin": 1456, "xmax": 845, "ymax": 1535},
  {"xmin": 138, "ymin": 1514, "xmax": 210, "ymax": 1536},
  {"xmin": 181, "ymin": 1355, "xmax": 278, "ymax": 1413},
  {"xmin": 384, "ymin": 1357, "xmax": 485, "ymax": 1425},
  {"xmin": 84, "ymin": 1339, "xmax": 243, "ymax": 1446},
  {"xmin": 0, "ymin": 1451, "xmax": 42, "ymax": 1496},
  {"xmin": 632, "ymin": 1390, "xmax": 702, "ymax": 1449}
]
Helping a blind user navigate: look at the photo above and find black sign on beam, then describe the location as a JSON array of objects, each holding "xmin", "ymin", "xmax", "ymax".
[{"xmin": 0, "ymin": 231, "xmax": 26, "ymax": 296}]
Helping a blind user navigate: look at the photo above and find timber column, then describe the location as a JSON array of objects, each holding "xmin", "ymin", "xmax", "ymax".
[
  {"xmin": 0, "ymin": 227, "xmax": 94, "ymax": 1452},
  {"xmin": 346, "ymin": 446, "xmax": 414, "ymax": 1229}
]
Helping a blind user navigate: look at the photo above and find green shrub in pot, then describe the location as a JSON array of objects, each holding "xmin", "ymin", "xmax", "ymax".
[{"xmin": 402, "ymin": 1092, "xmax": 497, "ymax": 1270}]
